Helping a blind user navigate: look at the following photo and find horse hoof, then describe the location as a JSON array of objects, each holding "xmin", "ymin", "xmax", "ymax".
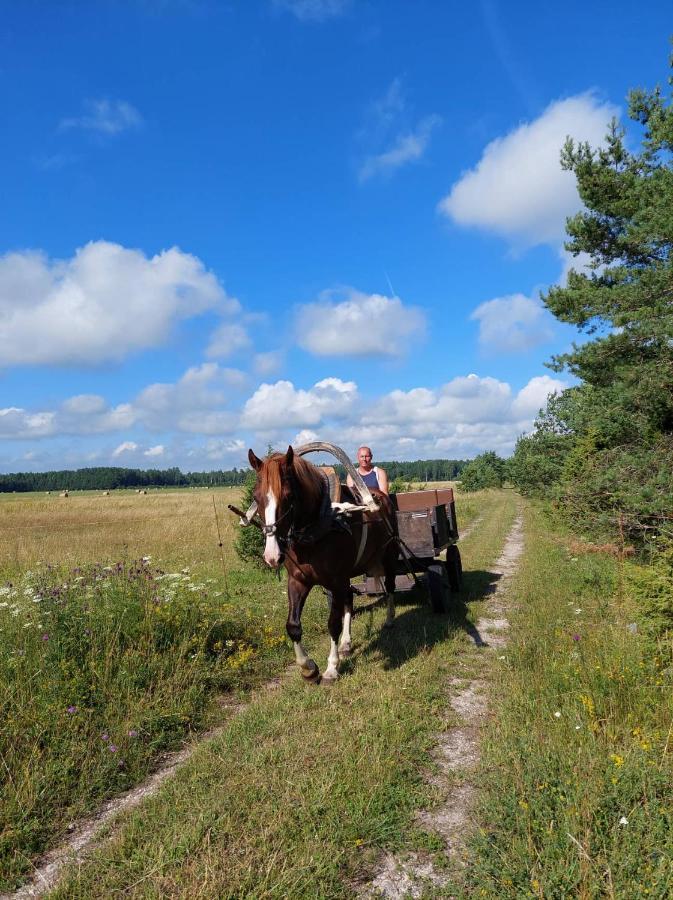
[
  {"xmin": 338, "ymin": 643, "xmax": 352, "ymax": 659},
  {"xmin": 300, "ymin": 661, "xmax": 320, "ymax": 683},
  {"xmin": 321, "ymin": 671, "xmax": 338, "ymax": 685}
]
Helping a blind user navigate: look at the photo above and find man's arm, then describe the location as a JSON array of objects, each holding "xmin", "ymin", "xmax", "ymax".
[{"xmin": 377, "ymin": 467, "xmax": 389, "ymax": 494}]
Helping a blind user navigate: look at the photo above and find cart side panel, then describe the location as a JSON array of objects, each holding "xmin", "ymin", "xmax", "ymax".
[
  {"xmin": 396, "ymin": 504, "xmax": 449, "ymax": 556},
  {"xmin": 436, "ymin": 489, "xmax": 459, "ymax": 540}
]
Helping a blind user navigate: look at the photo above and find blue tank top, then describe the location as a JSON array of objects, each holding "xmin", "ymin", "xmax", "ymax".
[{"xmin": 361, "ymin": 468, "xmax": 380, "ymax": 489}]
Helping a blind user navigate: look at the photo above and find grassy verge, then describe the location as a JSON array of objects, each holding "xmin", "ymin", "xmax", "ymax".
[
  {"xmin": 454, "ymin": 501, "xmax": 673, "ymax": 898},
  {"xmin": 49, "ymin": 489, "xmax": 517, "ymax": 898},
  {"xmin": 0, "ymin": 558, "xmax": 288, "ymax": 891}
]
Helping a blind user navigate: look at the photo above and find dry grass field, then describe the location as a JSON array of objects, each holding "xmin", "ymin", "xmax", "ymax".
[{"xmin": 0, "ymin": 487, "xmax": 244, "ymax": 576}]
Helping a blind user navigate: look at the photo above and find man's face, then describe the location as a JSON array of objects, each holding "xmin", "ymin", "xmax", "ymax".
[{"xmin": 358, "ymin": 449, "xmax": 373, "ymax": 468}]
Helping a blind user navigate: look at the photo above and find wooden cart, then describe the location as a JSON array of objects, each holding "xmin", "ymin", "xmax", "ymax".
[{"xmin": 352, "ymin": 487, "xmax": 462, "ymax": 613}]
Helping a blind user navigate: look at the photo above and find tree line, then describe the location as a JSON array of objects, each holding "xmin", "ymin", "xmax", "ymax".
[
  {"xmin": 0, "ymin": 466, "xmax": 249, "ymax": 493},
  {"xmin": 0, "ymin": 458, "xmax": 466, "ymax": 494}
]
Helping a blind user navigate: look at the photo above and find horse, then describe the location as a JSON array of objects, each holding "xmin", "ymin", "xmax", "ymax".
[{"xmin": 248, "ymin": 446, "xmax": 399, "ymax": 683}]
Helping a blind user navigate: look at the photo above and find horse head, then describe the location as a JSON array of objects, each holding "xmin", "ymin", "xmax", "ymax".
[{"xmin": 248, "ymin": 446, "xmax": 296, "ymax": 568}]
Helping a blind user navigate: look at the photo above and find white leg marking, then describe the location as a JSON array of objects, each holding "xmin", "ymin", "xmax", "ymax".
[
  {"xmin": 338, "ymin": 609, "xmax": 352, "ymax": 657},
  {"xmin": 294, "ymin": 641, "xmax": 318, "ymax": 679},
  {"xmin": 323, "ymin": 637, "xmax": 340, "ymax": 683},
  {"xmin": 263, "ymin": 489, "xmax": 282, "ymax": 568}
]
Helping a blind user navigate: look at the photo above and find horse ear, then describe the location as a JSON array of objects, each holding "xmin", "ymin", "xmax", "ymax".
[
  {"xmin": 285, "ymin": 445, "xmax": 294, "ymax": 467},
  {"xmin": 248, "ymin": 449, "xmax": 263, "ymax": 471}
]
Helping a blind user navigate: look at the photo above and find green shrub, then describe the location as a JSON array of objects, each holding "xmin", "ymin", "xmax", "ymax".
[
  {"xmin": 460, "ymin": 451, "xmax": 507, "ymax": 492},
  {"xmin": 234, "ymin": 471, "xmax": 265, "ymax": 566}
]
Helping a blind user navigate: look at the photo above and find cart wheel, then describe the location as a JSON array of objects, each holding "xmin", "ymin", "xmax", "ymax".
[
  {"xmin": 427, "ymin": 562, "xmax": 450, "ymax": 614},
  {"xmin": 446, "ymin": 545, "xmax": 463, "ymax": 592}
]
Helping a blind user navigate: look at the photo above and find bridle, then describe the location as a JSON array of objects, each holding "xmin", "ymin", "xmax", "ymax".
[{"xmin": 260, "ymin": 501, "xmax": 295, "ymax": 543}]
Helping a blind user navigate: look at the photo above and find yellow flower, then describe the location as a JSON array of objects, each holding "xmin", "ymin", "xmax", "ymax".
[{"xmin": 610, "ymin": 753, "xmax": 624, "ymax": 767}]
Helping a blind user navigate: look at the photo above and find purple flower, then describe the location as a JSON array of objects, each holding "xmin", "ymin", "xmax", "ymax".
[
  {"xmin": 41, "ymin": 633, "xmax": 49, "ymax": 641},
  {"xmin": 128, "ymin": 729, "xmax": 138, "ymax": 738},
  {"xmin": 66, "ymin": 705, "xmax": 78, "ymax": 714},
  {"xmin": 101, "ymin": 733, "xmax": 109, "ymax": 741},
  {"xmin": 109, "ymin": 744, "xmax": 118, "ymax": 753},
  {"xmin": 572, "ymin": 634, "xmax": 581, "ymax": 641}
]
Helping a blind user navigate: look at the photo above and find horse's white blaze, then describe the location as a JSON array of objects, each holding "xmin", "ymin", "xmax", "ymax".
[{"xmin": 263, "ymin": 488, "xmax": 282, "ymax": 567}]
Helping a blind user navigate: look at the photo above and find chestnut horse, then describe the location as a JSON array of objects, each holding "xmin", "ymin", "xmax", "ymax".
[{"xmin": 248, "ymin": 446, "xmax": 398, "ymax": 683}]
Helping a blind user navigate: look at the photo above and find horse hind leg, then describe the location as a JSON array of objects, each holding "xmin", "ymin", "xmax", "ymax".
[
  {"xmin": 323, "ymin": 588, "xmax": 347, "ymax": 683},
  {"xmin": 383, "ymin": 568, "xmax": 396, "ymax": 629},
  {"xmin": 338, "ymin": 589, "xmax": 354, "ymax": 659}
]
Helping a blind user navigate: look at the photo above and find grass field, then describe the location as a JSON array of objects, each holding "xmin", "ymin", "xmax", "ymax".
[{"xmin": 6, "ymin": 487, "xmax": 669, "ymax": 898}]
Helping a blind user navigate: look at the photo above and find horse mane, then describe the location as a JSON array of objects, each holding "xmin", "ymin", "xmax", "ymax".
[{"xmin": 261, "ymin": 452, "xmax": 325, "ymax": 517}]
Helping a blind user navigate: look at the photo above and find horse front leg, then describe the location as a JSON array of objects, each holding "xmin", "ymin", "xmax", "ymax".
[
  {"xmin": 323, "ymin": 585, "xmax": 348, "ymax": 684},
  {"xmin": 286, "ymin": 576, "xmax": 319, "ymax": 683}
]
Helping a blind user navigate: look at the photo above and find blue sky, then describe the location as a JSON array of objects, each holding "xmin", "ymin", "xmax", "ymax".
[{"xmin": 1, "ymin": 0, "xmax": 670, "ymax": 472}]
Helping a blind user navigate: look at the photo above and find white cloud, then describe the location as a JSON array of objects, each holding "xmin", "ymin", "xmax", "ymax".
[
  {"xmin": 134, "ymin": 363, "xmax": 243, "ymax": 433},
  {"xmin": 359, "ymin": 114, "xmax": 441, "ymax": 182},
  {"xmin": 206, "ymin": 322, "xmax": 251, "ymax": 358},
  {"xmin": 471, "ymin": 293, "xmax": 554, "ymax": 352},
  {"xmin": 438, "ymin": 93, "xmax": 618, "ymax": 249},
  {"xmin": 274, "ymin": 0, "xmax": 349, "ymax": 21},
  {"xmin": 241, "ymin": 377, "xmax": 358, "ymax": 430},
  {"xmin": 112, "ymin": 441, "xmax": 138, "ymax": 457},
  {"xmin": 253, "ymin": 350, "xmax": 284, "ymax": 376},
  {"xmin": 144, "ymin": 445, "xmax": 165, "ymax": 457},
  {"xmin": 0, "ymin": 407, "xmax": 55, "ymax": 439},
  {"xmin": 60, "ymin": 99, "xmax": 143, "ymax": 135},
  {"xmin": 295, "ymin": 289, "xmax": 425, "ymax": 357},
  {"xmin": 511, "ymin": 375, "xmax": 565, "ymax": 419},
  {"xmin": 0, "ymin": 241, "xmax": 237, "ymax": 367}
]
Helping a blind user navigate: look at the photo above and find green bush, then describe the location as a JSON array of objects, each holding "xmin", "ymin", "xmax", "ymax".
[
  {"xmin": 234, "ymin": 471, "xmax": 265, "ymax": 566},
  {"xmin": 460, "ymin": 451, "xmax": 507, "ymax": 492}
]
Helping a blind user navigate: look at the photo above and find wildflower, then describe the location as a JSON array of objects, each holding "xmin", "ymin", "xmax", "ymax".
[
  {"xmin": 575, "ymin": 725, "xmax": 581, "ymax": 730},
  {"xmin": 554, "ymin": 711, "xmax": 562, "ymax": 718},
  {"xmin": 128, "ymin": 729, "xmax": 138, "ymax": 738},
  {"xmin": 101, "ymin": 733, "xmax": 109, "ymax": 742},
  {"xmin": 574, "ymin": 608, "xmax": 582, "ymax": 615},
  {"xmin": 619, "ymin": 816, "xmax": 629, "ymax": 826},
  {"xmin": 66, "ymin": 705, "xmax": 78, "ymax": 714},
  {"xmin": 610, "ymin": 753, "xmax": 624, "ymax": 768},
  {"xmin": 109, "ymin": 744, "xmax": 118, "ymax": 753},
  {"xmin": 572, "ymin": 634, "xmax": 581, "ymax": 641},
  {"xmin": 41, "ymin": 633, "xmax": 49, "ymax": 641}
]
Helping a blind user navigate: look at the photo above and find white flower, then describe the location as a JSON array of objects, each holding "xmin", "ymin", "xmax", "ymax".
[
  {"xmin": 142, "ymin": 555, "xmax": 151, "ymax": 563},
  {"xmin": 498, "ymin": 655, "xmax": 506, "ymax": 660},
  {"xmin": 0, "ymin": 586, "xmax": 11, "ymax": 596},
  {"xmin": 574, "ymin": 608, "xmax": 582, "ymax": 614},
  {"xmin": 0, "ymin": 602, "xmax": 9, "ymax": 609},
  {"xmin": 575, "ymin": 725, "xmax": 581, "ymax": 730},
  {"xmin": 619, "ymin": 816, "xmax": 629, "ymax": 826},
  {"xmin": 554, "ymin": 711, "xmax": 562, "ymax": 718}
]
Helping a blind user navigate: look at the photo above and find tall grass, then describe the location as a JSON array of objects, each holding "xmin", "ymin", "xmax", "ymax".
[
  {"xmin": 0, "ymin": 558, "xmax": 290, "ymax": 890},
  {"xmin": 457, "ymin": 502, "xmax": 673, "ymax": 898}
]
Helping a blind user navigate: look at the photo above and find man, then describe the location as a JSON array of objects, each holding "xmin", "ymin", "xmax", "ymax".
[{"xmin": 347, "ymin": 445, "xmax": 388, "ymax": 494}]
